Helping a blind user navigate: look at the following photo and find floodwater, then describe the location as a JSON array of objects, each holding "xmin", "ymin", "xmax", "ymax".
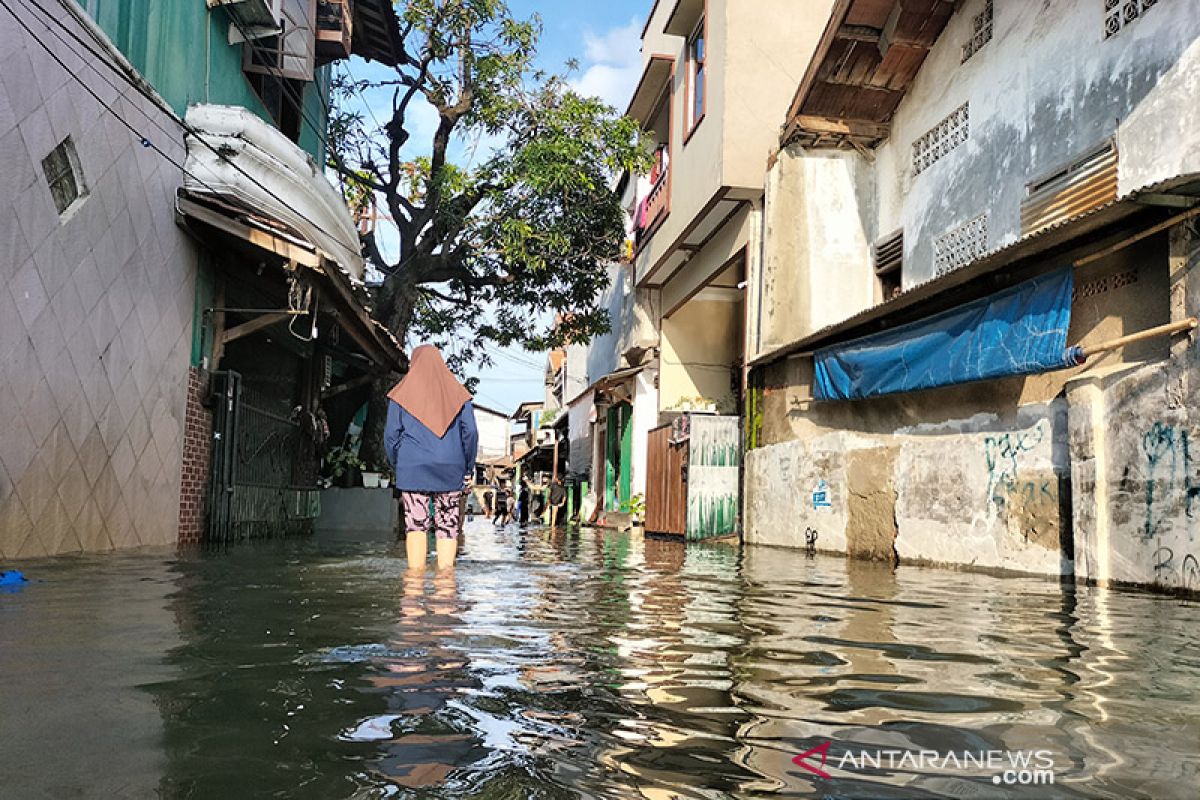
[{"xmin": 1, "ymin": 523, "xmax": 1198, "ymax": 799}]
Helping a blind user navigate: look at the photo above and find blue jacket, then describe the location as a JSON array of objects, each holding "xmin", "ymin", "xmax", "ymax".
[{"xmin": 384, "ymin": 399, "xmax": 479, "ymax": 493}]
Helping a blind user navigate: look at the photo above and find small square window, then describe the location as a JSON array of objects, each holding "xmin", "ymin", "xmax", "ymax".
[{"xmin": 41, "ymin": 136, "xmax": 86, "ymax": 215}]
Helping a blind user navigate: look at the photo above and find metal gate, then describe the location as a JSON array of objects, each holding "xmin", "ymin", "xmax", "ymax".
[{"xmin": 208, "ymin": 371, "xmax": 319, "ymax": 542}]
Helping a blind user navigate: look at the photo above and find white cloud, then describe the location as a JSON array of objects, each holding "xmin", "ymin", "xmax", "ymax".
[{"xmin": 571, "ymin": 18, "xmax": 643, "ymax": 111}]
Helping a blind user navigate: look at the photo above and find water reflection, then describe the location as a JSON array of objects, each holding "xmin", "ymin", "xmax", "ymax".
[{"xmin": 1, "ymin": 524, "xmax": 1198, "ymax": 798}]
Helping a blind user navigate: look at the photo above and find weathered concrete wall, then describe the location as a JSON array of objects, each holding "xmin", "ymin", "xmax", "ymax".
[
  {"xmin": 745, "ymin": 406, "xmax": 1070, "ymax": 576},
  {"xmin": 1068, "ymin": 222, "xmax": 1200, "ymax": 592},
  {"xmin": 756, "ymin": 148, "xmax": 875, "ymax": 355},
  {"xmin": 586, "ymin": 263, "xmax": 659, "ymax": 382},
  {"xmin": 745, "ymin": 226, "xmax": 1194, "ymax": 587},
  {"xmin": 0, "ymin": 10, "xmax": 197, "ymax": 558},
  {"xmin": 752, "ymin": 0, "xmax": 1200, "ymax": 354},
  {"xmin": 875, "ymin": 0, "xmax": 1200, "ymax": 285}
]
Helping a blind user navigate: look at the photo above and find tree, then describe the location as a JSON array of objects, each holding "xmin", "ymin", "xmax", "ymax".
[{"xmin": 328, "ymin": 0, "xmax": 650, "ymax": 467}]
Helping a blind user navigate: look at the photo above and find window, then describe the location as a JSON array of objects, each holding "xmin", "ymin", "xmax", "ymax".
[
  {"xmin": 933, "ymin": 214, "xmax": 989, "ymax": 276},
  {"xmin": 41, "ymin": 136, "xmax": 86, "ymax": 216},
  {"xmin": 873, "ymin": 229, "xmax": 903, "ymax": 301},
  {"xmin": 962, "ymin": 0, "xmax": 993, "ymax": 62},
  {"xmin": 1104, "ymin": 0, "xmax": 1162, "ymax": 39},
  {"xmin": 912, "ymin": 103, "xmax": 969, "ymax": 175},
  {"xmin": 687, "ymin": 18, "xmax": 705, "ymax": 133}
]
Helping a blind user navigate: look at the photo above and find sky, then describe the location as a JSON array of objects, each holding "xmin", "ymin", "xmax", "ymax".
[{"xmin": 341, "ymin": 0, "xmax": 649, "ymax": 414}]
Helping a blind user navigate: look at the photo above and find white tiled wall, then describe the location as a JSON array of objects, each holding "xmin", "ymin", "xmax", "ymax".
[{"xmin": 0, "ymin": 12, "xmax": 197, "ymax": 558}]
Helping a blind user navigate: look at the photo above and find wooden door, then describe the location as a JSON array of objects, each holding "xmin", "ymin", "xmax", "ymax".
[{"xmin": 645, "ymin": 424, "xmax": 686, "ymax": 535}]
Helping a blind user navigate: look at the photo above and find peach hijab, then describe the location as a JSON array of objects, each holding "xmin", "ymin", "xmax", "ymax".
[{"xmin": 387, "ymin": 345, "xmax": 472, "ymax": 437}]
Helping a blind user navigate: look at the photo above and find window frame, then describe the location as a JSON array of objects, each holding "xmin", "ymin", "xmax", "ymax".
[
  {"xmin": 684, "ymin": 15, "xmax": 706, "ymax": 142},
  {"xmin": 41, "ymin": 136, "xmax": 86, "ymax": 217}
]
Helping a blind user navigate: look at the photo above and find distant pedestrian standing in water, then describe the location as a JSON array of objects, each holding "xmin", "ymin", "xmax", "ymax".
[
  {"xmin": 549, "ymin": 476, "xmax": 567, "ymax": 528},
  {"xmin": 518, "ymin": 479, "xmax": 531, "ymax": 526},
  {"xmin": 493, "ymin": 482, "xmax": 510, "ymax": 526},
  {"xmin": 384, "ymin": 345, "xmax": 478, "ymax": 572}
]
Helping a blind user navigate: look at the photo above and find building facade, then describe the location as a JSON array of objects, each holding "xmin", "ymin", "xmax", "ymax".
[
  {"xmin": 0, "ymin": 0, "xmax": 400, "ymax": 558},
  {"xmin": 744, "ymin": 0, "xmax": 1200, "ymax": 591}
]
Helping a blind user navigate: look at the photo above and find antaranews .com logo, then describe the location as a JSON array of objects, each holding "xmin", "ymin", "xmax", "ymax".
[{"xmin": 793, "ymin": 741, "xmax": 1057, "ymax": 786}]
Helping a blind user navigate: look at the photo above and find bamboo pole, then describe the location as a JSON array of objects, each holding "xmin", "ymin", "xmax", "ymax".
[
  {"xmin": 1079, "ymin": 317, "xmax": 1198, "ymax": 359},
  {"xmin": 1073, "ymin": 206, "xmax": 1200, "ymax": 269}
]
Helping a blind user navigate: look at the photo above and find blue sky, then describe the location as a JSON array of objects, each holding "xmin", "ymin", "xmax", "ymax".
[{"xmin": 341, "ymin": 1, "xmax": 648, "ymax": 413}]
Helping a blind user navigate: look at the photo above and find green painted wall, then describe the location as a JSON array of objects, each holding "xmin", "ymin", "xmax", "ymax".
[{"xmin": 83, "ymin": 0, "xmax": 328, "ymax": 159}]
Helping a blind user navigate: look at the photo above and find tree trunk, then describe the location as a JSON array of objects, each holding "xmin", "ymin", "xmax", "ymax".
[{"xmin": 359, "ymin": 274, "xmax": 418, "ymax": 472}]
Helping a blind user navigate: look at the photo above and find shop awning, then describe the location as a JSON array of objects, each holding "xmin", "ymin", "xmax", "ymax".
[{"xmin": 815, "ymin": 268, "xmax": 1079, "ymax": 401}]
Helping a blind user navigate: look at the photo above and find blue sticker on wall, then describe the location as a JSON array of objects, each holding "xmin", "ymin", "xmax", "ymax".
[{"xmin": 812, "ymin": 480, "xmax": 831, "ymax": 509}]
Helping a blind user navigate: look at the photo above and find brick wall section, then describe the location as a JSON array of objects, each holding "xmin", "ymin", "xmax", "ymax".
[{"xmin": 177, "ymin": 367, "xmax": 212, "ymax": 544}]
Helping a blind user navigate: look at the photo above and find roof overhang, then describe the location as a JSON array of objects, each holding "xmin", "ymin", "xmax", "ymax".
[
  {"xmin": 750, "ymin": 175, "xmax": 1200, "ymax": 368},
  {"xmin": 626, "ymin": 55, "xmax": 674, "ymax": 126},
  {"xmin": 566, "ymin": 363, "xmax": 651, "ymax": 407},
  {"xmin": 176, "ymin": 190, "xmax": 405, "ymax": 373},
  {"xmin": 350, "ymin": 0, "xmax": 407, "ymax": 66},
  {"xmin": 639, "ymin": 188, "xmax": 747, "ymax": 287},
  {"xmin": 780, "ymin": 0, "xmax": 957, "ymax": 151},
  {"xmin": 663, "ymin": 0, "xmax": 704, "ymax": 37}
]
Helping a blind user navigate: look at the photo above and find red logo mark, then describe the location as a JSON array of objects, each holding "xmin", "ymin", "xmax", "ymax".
[{"xmin": 792, "ymin": 740, "xmax": 832, "ymax": 779}]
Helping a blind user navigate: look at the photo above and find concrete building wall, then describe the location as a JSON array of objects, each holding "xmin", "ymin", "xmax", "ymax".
[
  {"xmin": 754, "ymin": 0, "xmax": 1200, "ymax": 356},
  {"xmin": 633, "ymin": 0, "xmax": 833, "ymax": 283},
  {"xmin": 586, "ymin": 263, "xmax": 660, "ymax": 382},
  {"xmin": 746, "ymin": 231, "xmax": 1176, "ymax": 579},
  {"xmin": 873, "ymin": 0, "xmax": 1200, "ymax": 287},
  {"xmin": 720, "ymin": 0, "xmax": 835, "ymax": 192},
  {"xmin": 756, "ymin": 149, "xmax": 876, "ymax": 355},
  {"xmin": 0, "ymin": 9, "xmax": 198, "ymax": 558},
  {"xmin": 475, "ymin": 408, "xmax": 510, "ymax": 461},
  {"xmin": 660, "ymin": 298, "xmax": 740, "ymax": 413},
  {"xmin": 1067, "ymin": 224, "xmax": 1200, "ymax": 592}
]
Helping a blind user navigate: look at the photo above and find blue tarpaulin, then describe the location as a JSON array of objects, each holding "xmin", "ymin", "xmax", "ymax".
[{"xmin": 814, "ymin": 268, "xmax": 1081, "ymax": 401}]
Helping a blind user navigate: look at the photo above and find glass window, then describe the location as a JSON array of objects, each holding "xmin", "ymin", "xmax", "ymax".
[
  {"xmin": 41, "ymin": 137, "xmax": 85, "ymax": 215},
  {"xmin": 689, "ymin": 20, "xmax": 705, "ymax": 130}
]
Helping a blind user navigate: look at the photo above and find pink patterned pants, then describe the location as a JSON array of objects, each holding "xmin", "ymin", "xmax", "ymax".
[{"xmin": 401, "ymin": 491, "xmax": 463, "ymax": 540}]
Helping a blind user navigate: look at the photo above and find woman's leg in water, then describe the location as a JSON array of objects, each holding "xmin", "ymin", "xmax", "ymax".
[
  {"xmin": 433, "ymin": 491, "xmax": 463, "ymax": 570},
  {"xmin": 401, "ymin": 491, "xmax": 432, "ymax": 571}
]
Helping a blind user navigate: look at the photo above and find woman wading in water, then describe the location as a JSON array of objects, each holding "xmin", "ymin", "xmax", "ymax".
[{"xmin": 384, "ymin": 346, "xmax": 479, "ymax": 571}]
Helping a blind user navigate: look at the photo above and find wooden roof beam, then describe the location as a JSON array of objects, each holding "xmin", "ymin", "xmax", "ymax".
[{"xmin": 792, "ymin": 115, "xmax": 891, "ymax": 140}]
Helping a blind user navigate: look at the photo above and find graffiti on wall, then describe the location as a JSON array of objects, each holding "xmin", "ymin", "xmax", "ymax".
[
  {"xmin": 982, "ymin": 420, "xmax": 1061, "ymax": 546},
  {"xmin": 1140, "ymin": 421, "xmax": 1200, "ymax": 540},
  {"xmin": 983, "ymin": 421, "xmax": 1047, "ymax": 509},
  {"xmin": 1152, "ymin": 547, "xmax": 1200, "ymax": 591}
]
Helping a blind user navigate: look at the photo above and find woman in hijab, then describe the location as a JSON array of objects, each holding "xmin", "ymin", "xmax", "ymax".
[{"xmin": 384, "ymin": 345, "xmax": 479, "ymax": 571}]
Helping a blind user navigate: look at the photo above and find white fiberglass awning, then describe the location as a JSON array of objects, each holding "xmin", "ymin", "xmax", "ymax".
[{"xmin": 183, "ymin": 104, "xmax": 365, "ymax": 281}]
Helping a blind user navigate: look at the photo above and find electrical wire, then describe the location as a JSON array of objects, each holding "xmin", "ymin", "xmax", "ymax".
[{"xmin": 17, "ymin": 0, "xmax": 357, "ymax": 254}]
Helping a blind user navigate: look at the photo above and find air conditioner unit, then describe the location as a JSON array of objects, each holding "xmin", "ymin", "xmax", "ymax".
[{"xmin": 211, "ymin": 0, "xmax": 281, "ymax": 42}]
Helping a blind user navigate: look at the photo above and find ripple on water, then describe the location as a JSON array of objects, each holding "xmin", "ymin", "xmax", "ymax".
[{"xmin": 1, "ymin": 528, "xmax": 1198, "ymax": 799}]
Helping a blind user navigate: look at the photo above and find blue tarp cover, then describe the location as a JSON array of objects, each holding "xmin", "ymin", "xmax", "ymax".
[{"xmin": 814, "ymin": 268, "xmax": 1078, "ymax": 401}]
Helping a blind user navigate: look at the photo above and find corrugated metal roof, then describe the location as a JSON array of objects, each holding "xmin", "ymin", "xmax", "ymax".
[{"xmin": 750, "ymin": 174, "xmax": 1200, "ymax": 368}]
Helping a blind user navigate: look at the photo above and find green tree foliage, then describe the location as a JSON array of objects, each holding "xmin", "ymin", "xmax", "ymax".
[
  {"xmin": 328, "ymin": 0, "xmax": 650, "ymax": 367},
  {"xmin": 328, "ymin": 1, "xmax": 649, "ymax": 462}
]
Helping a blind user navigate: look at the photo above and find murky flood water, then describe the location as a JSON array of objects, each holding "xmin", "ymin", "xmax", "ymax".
[{"xmin": 1, "ymin": 522, "xmax": 1199, "ymax": 799}]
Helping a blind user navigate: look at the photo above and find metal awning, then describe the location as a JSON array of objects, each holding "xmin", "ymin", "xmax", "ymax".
[{"xmin": 751, "ymin": 174, "xmax": 1200, "ymax": 369}]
